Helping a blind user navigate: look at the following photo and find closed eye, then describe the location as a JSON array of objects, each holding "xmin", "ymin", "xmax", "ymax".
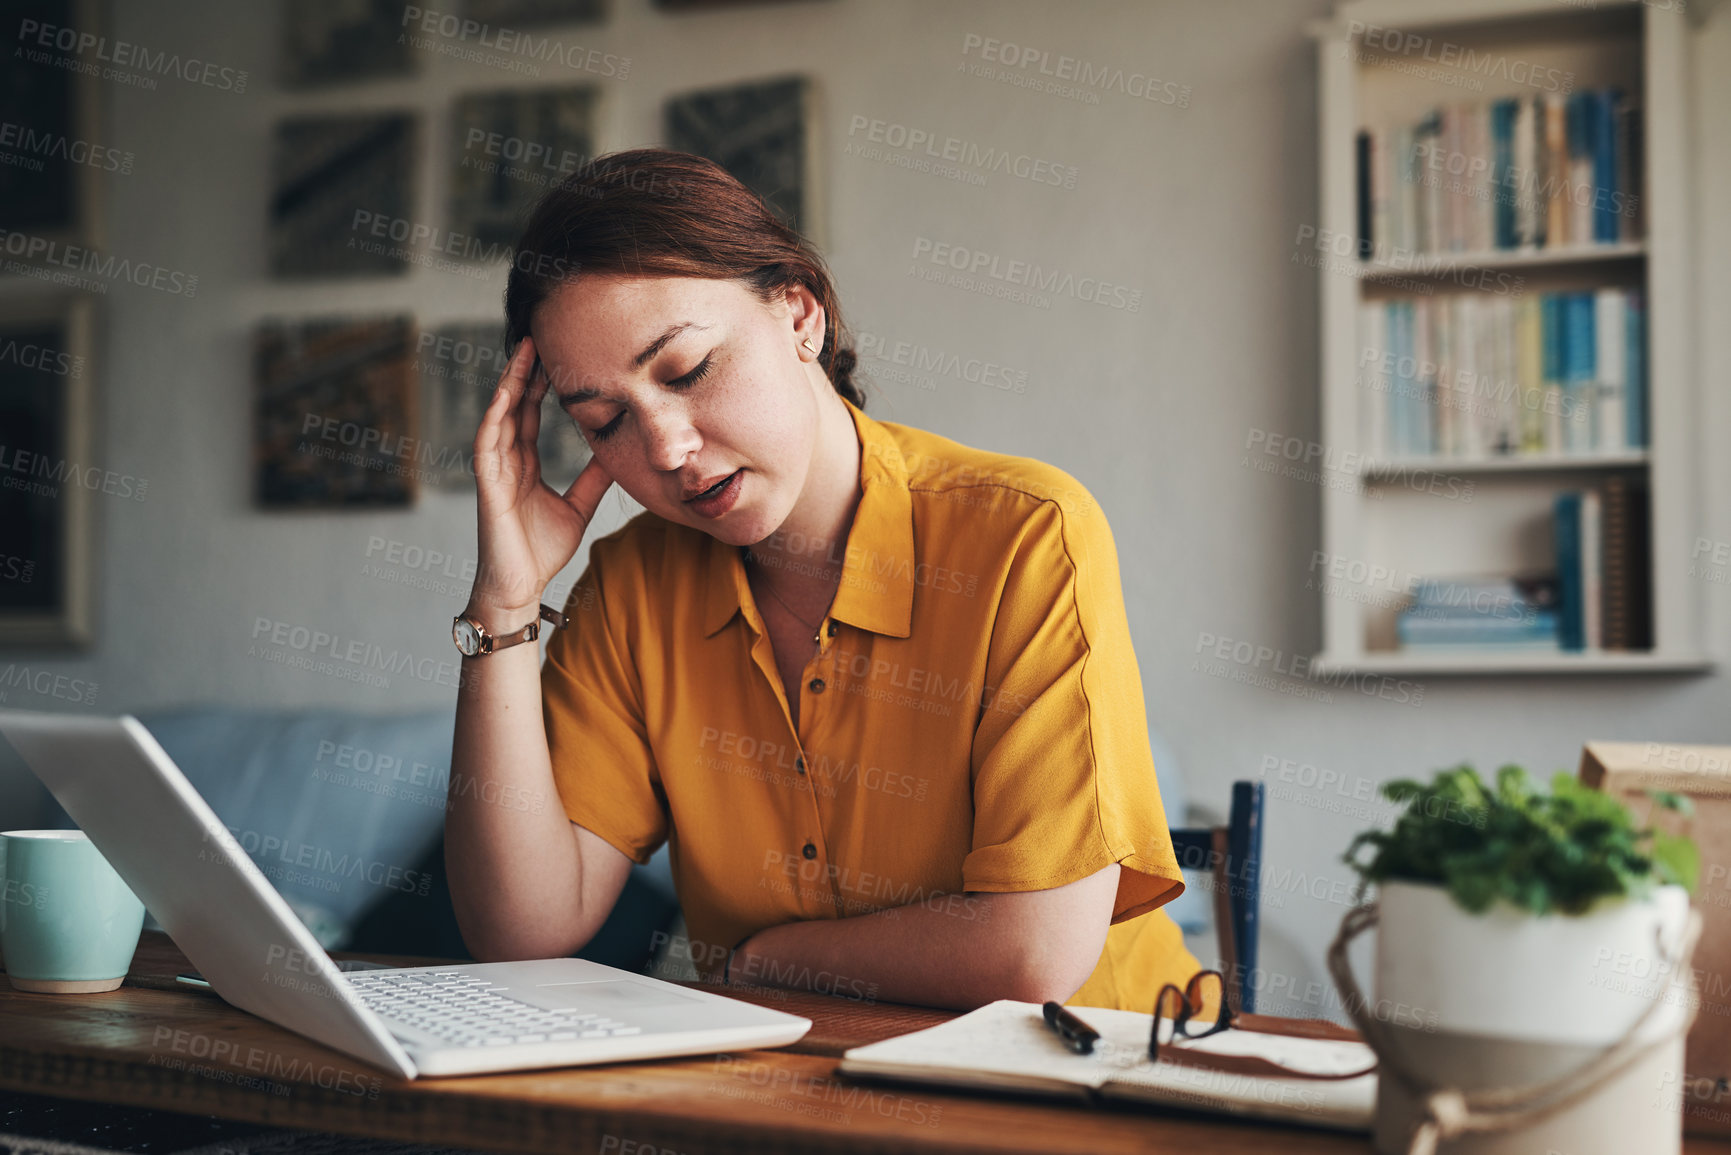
[
  {"xmin": 587, "ymin": 352, "xmax": 714, "ymax": 444},
  {"xmin": 668, "ymin": 353, "xmax": 714, "ymax": 390}
]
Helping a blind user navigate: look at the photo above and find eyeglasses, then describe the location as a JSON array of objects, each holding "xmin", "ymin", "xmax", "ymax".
[
  {"xmin": 1149, "ymin": 968, "xmax": 1233, "ymax": 1061},
  {"xmin": 1142, "ymin": 972, "xmax": 1376, "ymax": 1082}
]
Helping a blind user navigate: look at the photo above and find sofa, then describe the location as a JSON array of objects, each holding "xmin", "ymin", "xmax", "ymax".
[{"xmin": 25, "ymin": 706, "xmax": 680, "ymax": 971}]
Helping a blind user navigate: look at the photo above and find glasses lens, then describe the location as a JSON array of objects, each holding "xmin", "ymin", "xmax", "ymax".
[
  {"xmin": 1185, "ymin": 971, "xmax": 1228, "ymax": 1035},
  {"xmin": 1152, "ymin": 985, "xmax": 1185, "ymax": 1046}
]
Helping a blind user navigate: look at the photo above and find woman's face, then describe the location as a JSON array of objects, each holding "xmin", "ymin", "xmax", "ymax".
[{"xmin": 530, "ymin": 273, "xmax": 826, "ymax": 547}]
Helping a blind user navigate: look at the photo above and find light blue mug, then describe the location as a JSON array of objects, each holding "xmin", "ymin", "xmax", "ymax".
[{"xmin": 0, "ymin": 829, "xmax": 146, "ymax": 993}]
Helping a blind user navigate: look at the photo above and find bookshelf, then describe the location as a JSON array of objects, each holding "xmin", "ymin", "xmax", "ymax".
[{"xmin": 1309, "ymin": 0, "xmax": 1711, "ymax": 676}]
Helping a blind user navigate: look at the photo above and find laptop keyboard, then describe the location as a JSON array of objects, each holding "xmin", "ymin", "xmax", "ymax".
[{"xmin": 348, "ymin": 971, "xmax": 643, "ymax": 1049}]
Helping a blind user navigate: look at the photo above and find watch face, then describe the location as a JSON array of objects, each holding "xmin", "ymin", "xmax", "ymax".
[{"xmin": 452, "ymin": 617, "xmax": 483, "ymax": 656}]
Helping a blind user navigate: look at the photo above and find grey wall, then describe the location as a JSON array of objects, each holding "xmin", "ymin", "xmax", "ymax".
[{"xmin": 2, "ymin": 0, "xmax": 1727, "ymax": 1012}]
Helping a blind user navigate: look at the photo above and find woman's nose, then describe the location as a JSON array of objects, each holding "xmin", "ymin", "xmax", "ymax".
[{"xmin": 638, "ymin": 403, "xmax": 701, "ymax": 472}]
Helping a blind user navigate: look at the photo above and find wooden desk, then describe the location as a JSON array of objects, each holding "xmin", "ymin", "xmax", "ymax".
[{"xmin": 3, "ymin": 933, "xmax": 1726, "ymax": 1155}]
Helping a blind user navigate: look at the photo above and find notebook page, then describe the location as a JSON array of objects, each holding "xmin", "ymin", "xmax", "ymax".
[
  {"xmin": 840, "ymin": 1000, "xmax": 1133, "ymax": 1089},
  {"xmin": 1104, "ymin": 1031, "xmax": 1376, "ymax": 1131},
  {"xmin": 1161, "ymin": 1023, "xmax": 1378, "ymax": 1074},
  {"xmin": 839, "ymin": 1000, "xmax": 1376, "ymax": 1130}
]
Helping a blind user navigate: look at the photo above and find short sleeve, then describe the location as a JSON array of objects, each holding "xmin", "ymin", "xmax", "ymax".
[
  {"xmin": 540, "ymin": 541, "xmax": 667, "ymax": 865},
  {"xmin": 961, "ymin": 496, "xmax": 1184, "ymax": 924}
]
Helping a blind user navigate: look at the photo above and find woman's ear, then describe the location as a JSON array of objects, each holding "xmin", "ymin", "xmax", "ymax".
[{"xmin": 783, "ymin": 282, "xmax": 825, "ymax": 354}]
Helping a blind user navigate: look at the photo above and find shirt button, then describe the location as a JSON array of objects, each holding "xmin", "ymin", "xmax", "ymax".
[
  {"xmin": 802, "ymin": 842, "xmax": 817, "ymax": 860},
  {"xmin": 795, "ymin": 756, "xmax": 806, "ymax": 774},
  {"xmin": 808, "ymin": 678, "xmax": 825, "ymax": 693},
  {"xmin": 827, "ymin": 621, "xmax": 838, "ymax": 637}
]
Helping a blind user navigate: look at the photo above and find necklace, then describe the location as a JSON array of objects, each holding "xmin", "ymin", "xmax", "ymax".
[{"xmin": 745, "ymin": 549, "xmax": 831, "ymax": 645}]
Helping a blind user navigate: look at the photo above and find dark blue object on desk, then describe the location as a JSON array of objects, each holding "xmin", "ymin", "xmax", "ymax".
[{"xmin": 1169, "ymin": 780, "xmax": 1264, "ymax": 1014}]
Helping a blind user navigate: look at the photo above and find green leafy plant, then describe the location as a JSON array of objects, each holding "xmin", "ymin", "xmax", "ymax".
[{"xmin": 1343, "ymin": 764, "xmax": 1698, "ymax": 916}]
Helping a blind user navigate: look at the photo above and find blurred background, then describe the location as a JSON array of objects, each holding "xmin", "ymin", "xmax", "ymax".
[{"xmin": 1, "ymin": 0, "xmax": 1727, "ymax": 1019}]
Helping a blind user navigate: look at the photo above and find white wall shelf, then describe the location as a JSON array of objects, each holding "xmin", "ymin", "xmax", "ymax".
[
  {"xmin": 1312, "ymin": 0, "xmax": 1708, "ymax": 676},
  {"xmin": 1312, "ymin": 650, "xmax": 1712, "ymax": 677},
  {"xmin": 1358, "ymin": 241, "xmax": 1646, "ymax": 279},
  {"xmin": 1362, "ymin": 452, "xmax": 1650, "ymax": 476}
]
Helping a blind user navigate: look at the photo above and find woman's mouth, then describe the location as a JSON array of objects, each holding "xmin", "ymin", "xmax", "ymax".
[{"xmin": 685, "ymin": 469, "xmax": 743, "ymax": 518}]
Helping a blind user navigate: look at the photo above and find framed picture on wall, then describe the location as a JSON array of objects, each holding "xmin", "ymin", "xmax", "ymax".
[
  {"xmin": 0, "ymin": 0, "xmax": 109, "ymax": 252},
  {"xmin": 0, "ymin": 293, "xmax": 97, "ymax": 647},
  {"xmin": 417, "ymin": 321, "xmax": 589, "ymax": 492},
  {"xmin": 270, "ymin": 113, "xmax": 416, "ymax": 278},
  {"xmin": 254, "ymin": 316, "xmax": 419, "ymax": 508},
  {"xmin": 665, "ymin": 75, "xmax": 820, "ymax": 243},
  {"xmin": 462, "ymin": 0, "xmax": 606, "ymax": 24},
  {"xmin": 281, "ymin": 0, "xmax": 417, "ymax": 88},
  {"xmin": 654, "ymin": 0, "xmax": 832, "ymax": 7},
  {"xmin": 450, "ymin": 87, "xmax": 599, "ymax": 252}
]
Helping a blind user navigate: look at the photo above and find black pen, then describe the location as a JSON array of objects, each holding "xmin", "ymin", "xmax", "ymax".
[{"xmin": 1042, "ymin": 1000, "xmax": 1100, "ymax": 1055}]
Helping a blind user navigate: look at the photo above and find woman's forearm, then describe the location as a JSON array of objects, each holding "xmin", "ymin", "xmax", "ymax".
[
  {"xmin": 445, "ymin": 594, "xmax": 638, "ymax": 962},
  {"xmin": 727, "ymin": 865, "xmax": 1120, "ymax": 1010},
  {"xmin": 445, "ymin": 615, "xmax": 589, "ymax": 961}
]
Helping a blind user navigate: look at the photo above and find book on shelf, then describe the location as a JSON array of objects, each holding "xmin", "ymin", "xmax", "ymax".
[
  {"xmin": 1603, "ymin": 478, "xmax": 1632, "ymax": 650},
  {"xmin": 1396, "ymin": 575, "xmax": 1562, "ymax": 652},
  {"xmin": 1358, "ymin": 289, "xmax": 1645, "ymax": 459},
  {"xmin": 1593, "ymin": 88, "xmax": 1623, "ymax": 243},
  {"xmin": 1555, "ymin": 479, "xmax": 1652, "ymax": 653},
  {"xmin": 1625, "ymin": 288, "xmax": 1646, "ymax": 447},
  {"xmin": 1410, "ymin": 575, "xmax": 1561, "ymax": 610},
  {"xmin": 1491, "ymin": 97, "xmax": 1517, "ymax": 249},
  {"xmin": 1544, "ymin": 92, "xmax": 1568, "ymax": 245},
  {"xmin": 1599, "ymin": 474, "xmax": 1653, "ymax": 651},
  {"xmin": 1563, "ymin": 292, "xmax": 1596, "ymax": 455},
  {"xmin": 1513, "ymin": 95, "xmax": 1542, "ymax": 249},
  {"xmin": 1356, "ymin": 129, "xmax": 1373, "ymax": 261},
  {"xmin": 1357, "ymin": 87, "xmax": 1641, "ymax": 259},
  {"xmin": 1567, "ymin": 89, "xmax": 1595, "ymax": 243},
  {"xmin": 1596, "ymin": 288, "xmax": 1628, "ymax": 450},
  {"xmin": 1582, "ymin": 489, "xmax": 1603, "ymax": 649},
  {"xmin": 1397, "ymin": 621, "xmax": 1562, "ymax": 650},
  {"xmin": 1613, "ymin": 87, "xmax": 1644, "ymax": 242}
]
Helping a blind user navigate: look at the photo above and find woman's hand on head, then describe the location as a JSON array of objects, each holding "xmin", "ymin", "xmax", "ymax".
[{"xmin": 469, "ymin": 337, "xmax": 614, "ymax": 615}]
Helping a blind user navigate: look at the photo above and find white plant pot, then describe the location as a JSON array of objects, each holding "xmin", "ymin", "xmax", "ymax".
[{"xmin": 1370, "ymin": 880, "xmax": 1693, "ymax": 1155}]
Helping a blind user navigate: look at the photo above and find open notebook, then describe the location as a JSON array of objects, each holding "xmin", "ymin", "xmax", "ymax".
[{"xmin": 838, "ymin": 1000, "xmax": 1377, "ymax": 1131}]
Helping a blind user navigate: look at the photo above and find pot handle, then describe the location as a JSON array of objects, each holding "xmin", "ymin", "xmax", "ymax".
[{"xmin": 1327, "ymin": 900, "xmax": 1703, "ymax": 1155}]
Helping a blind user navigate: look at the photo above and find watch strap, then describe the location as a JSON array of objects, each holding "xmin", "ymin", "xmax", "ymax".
[{"xmin": 457, "ymin": 603, "xmax": 568, "ymax": 656}]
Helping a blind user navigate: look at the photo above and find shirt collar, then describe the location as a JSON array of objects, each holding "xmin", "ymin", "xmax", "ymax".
[{"xmin": 702, "ymin": 396, "xmax": 914, "ymax": 639}]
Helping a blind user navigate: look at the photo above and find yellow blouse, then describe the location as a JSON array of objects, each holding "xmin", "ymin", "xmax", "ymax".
[{"xmin": 540, "ymin": 395, "xmax": 1199, "ymax": 1009}]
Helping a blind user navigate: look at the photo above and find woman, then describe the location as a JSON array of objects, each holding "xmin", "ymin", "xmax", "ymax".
[{"xmin": 446, "ymin": 148, "xmax": 1203, "ymax": 1012}]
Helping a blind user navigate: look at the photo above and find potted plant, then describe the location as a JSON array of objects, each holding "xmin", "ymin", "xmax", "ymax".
[{"xmin": 1334, "ymin": 764, "xmax": 1699, "ymax": 1155}]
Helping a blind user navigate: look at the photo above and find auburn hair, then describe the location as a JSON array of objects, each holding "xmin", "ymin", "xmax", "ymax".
[{"xmin": 504, "ymin": 148, "xmax": 863, "ymax": 409}]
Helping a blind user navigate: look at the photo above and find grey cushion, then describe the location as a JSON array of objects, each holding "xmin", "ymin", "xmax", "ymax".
[{"xmin": 135, "ymin": 707, "xmax": 457, "ymax": 948}]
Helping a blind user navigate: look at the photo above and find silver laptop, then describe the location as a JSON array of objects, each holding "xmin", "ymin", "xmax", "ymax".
[{"xmin": 0, "ymin": 709, "xmax": 810, "ymax": 1078}]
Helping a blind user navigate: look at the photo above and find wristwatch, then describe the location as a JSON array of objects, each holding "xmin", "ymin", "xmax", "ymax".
[{"xmin": 452, "ymin": 604, "xmax": 567, "ymax": 657}]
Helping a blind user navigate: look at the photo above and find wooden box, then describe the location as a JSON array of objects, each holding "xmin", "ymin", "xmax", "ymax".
[{"xmin": 1581, "ymin": 741, "xmax": 1731, "ymax": 1137}]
